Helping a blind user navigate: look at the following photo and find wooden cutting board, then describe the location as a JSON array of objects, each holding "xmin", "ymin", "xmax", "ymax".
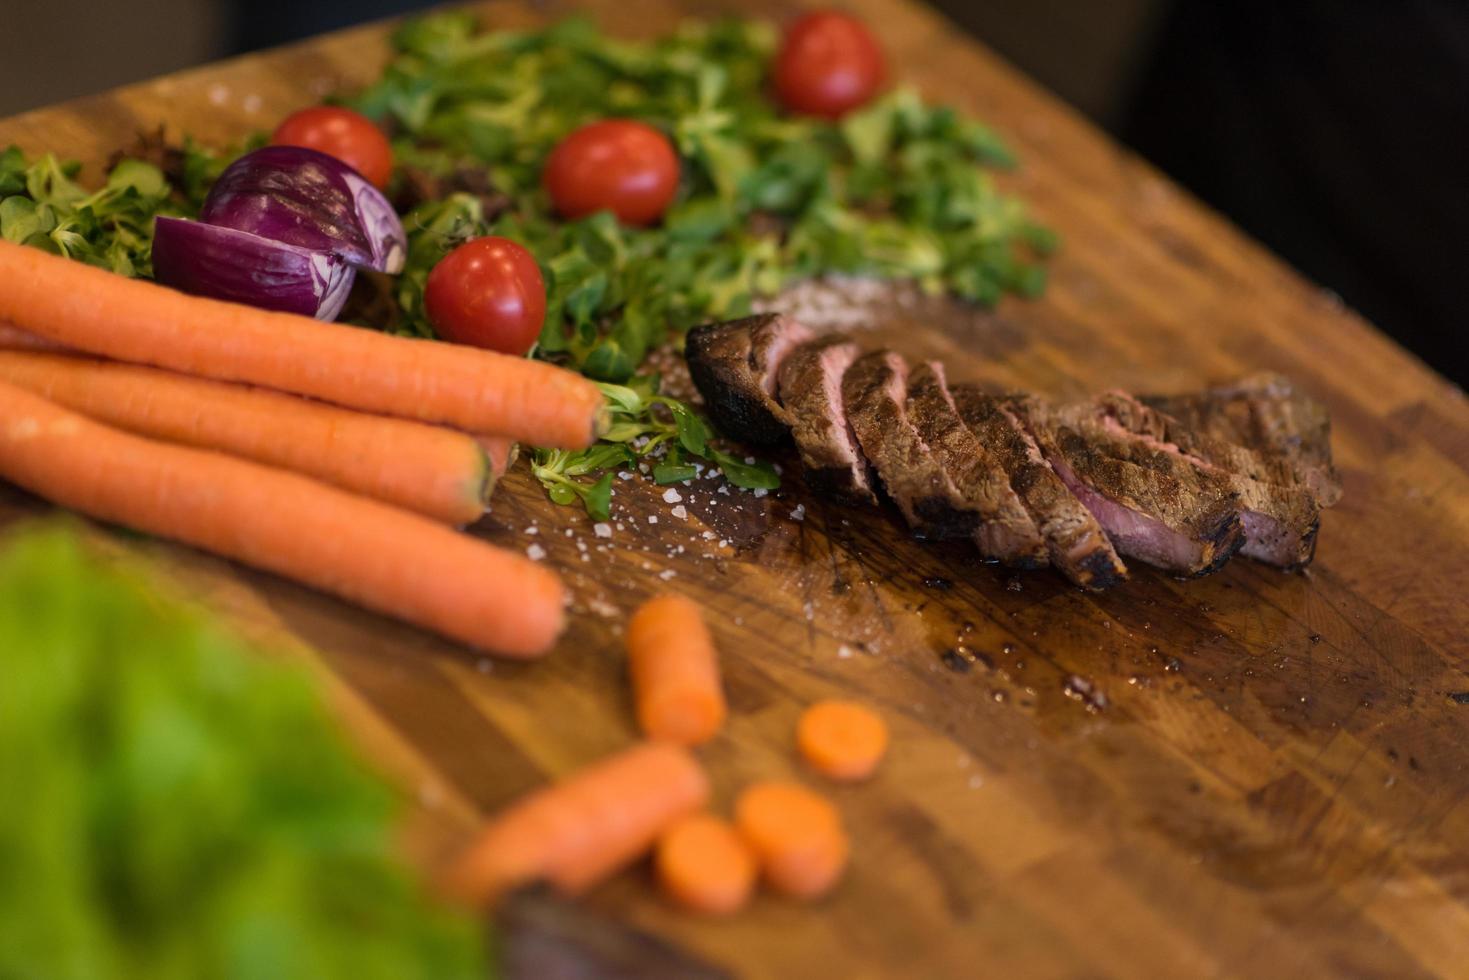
[{"xmin": 3, "ymin": 1, "xmax": 1467, "ymax": 976}]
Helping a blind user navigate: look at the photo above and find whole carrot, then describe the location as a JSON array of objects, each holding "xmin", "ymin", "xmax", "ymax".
[
  {"xmin": 447, "ymin": 742, "xmax": 709, "ymax": 903},
  {"xmin": 0, "ymin": 240, "xmax": 607, "ymax": 449},
  {"xmin": 0, "ymin": 350, "xmax": 494, "ymax": 526},
  {"xmin": 0, "ymin": 381, "xmax": 565, "ymax": 656},
  {"xmin": 625, "ymin": 594, "xmax": 728, "ymax": 746}
]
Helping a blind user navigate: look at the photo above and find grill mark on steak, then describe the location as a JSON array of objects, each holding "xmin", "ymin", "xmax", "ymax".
[
  {"xmin": 777, "ymin": 335, "xmax": 878, "ymax": 505},
  {"xmin": 1090, "ymin": 392, "xmax": 1322, "ymax": 568},
  {"xmin": 685, "ymin": 313, "xmax": 813, "ymax": 445},
  {"xmin": 1009, "ymin": 395, "xmax": 1245, "ymax": 577},
  {"xmin": 1141, "ymin": 372, "xmax": 1342, "ymax": 506},
  {"xmin": 906, "ymin": 363, "xmax": 1048, "ymax": 567},
  {"xmin": 950, "ymin": 385, "xmax": 1127, "ymax": 590},
  {"xmin": 843, "ymin": 350, "xmax": 980, "ymax": 540}
]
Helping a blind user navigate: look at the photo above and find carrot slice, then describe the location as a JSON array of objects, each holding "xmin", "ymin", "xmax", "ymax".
[
  {"xmin": 626, "ymin": 594, "xmax": 727, "ymax": 746},
  {"xmin": 0, "ymin": 350, "xmax": 493, "ymax": 525},
  {"xmin": 655, "ymin": 814, "xmax": 757, "ymax": 916},
  {"xmin": 0, "ymin": 240, "xmax": 606, "ymax": 448},
  {"xmin": 734, "ymin": 780, "xmax": 849, "ymax": 900},
  {"xmin": 0, "ymin": 381, "xmax": 564, "ymax": 655},
  {"xmin": 796, "ymin": 700, "xmax": 889, "ymax": 781},
  {"xmin": 448, "ymin": 742, "xmax": 709, "ymax": 904}
]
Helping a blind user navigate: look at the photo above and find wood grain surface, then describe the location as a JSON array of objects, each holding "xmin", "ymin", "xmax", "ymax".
[{"xmin": 3, "ymin": 1, "xmax": 1468, "ymax": 977}]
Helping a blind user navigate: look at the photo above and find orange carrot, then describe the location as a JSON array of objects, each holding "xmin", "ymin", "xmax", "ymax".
[
  {"xmin": 476, "ymin": 434, "xmax": 519, "ymax": 480},
  {"xmin": 0, "ymin": 321, "xmax": 68, "ymax": 353},
  {"xmin": 0, "ymin": 350, "xmax": 493, "ymax": 525},
  {"xmin": 0, "ymin": 240, "xmax": 606, "ymax": 448},
  {"xmin": 796, "ymin": 700, "xmax": 889, "ymax": 782},
  {"xmin": 448, "ymin": 742, "xmax": 709, "ymax": 903},
  {"xmin": 655, "ymin": 814, "xmax": 757, "ymax": 916},
  {"xmin": 734, "ymin": 781, "xmax": 849, "ymax": 900},
  {"xmin": 626, "ymin": 594, "xmax": 727, "ymax": 746},
  {"xmin": 0, "ymin": 381, "xmax": 564, "ymax": 655}
]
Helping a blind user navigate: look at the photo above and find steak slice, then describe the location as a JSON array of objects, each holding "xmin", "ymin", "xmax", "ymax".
[
  {"xmin": 1141, "ymin": 372, "xmax": 1342, "ymax": 506},
  {"xmin": 950, "ymin": 385, "xmax": 1127, "ymax": 589},
  {"xmin": 777, "ymin": 335, "xmax": 877, "ymax": 505},
  {"xmin": 906, "ymin": 362, "xmax": 1048, "ymax": 567},
  {"xmin": 1009, "ymin": 395, "xmax": 1245, "ymax": 577},
  {"xmin": 685, "ymin": 313, "xmax": 814, "ymax": 445},
  {"xmin": 1092, "ymin": 392, "xmax": 1322, "ymax": 568},
  {"xmin": 843, "ymin": 350, "xmax": 979, "ymax": 539}
]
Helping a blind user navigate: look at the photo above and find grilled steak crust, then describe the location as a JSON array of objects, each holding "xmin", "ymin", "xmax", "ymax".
[
  {"xmin": 1093, "ymin": 392, "xmax": 1322, "ymax": 568},
  {"xmin": 843, "ymin": 351, "xmax": 980, "ymax": 540},
  {"xmin": 1010, "ymin": 395, "xmax": 1246, "ymax": 577},
  {"xmin": 777, "ymin": 335, "xmax": 878, "ymax": 505},
  {"xmin": 907, "ymin": 363, "xmax": 1048, "ymax": 567},
  {"xmin": 951, "ymin": 385, "xmax": 1126, "ymax": 590},
  {"xmin": 685, "ymin": 313, "xmax": 813, "ymax": 445},
  {"xmin": 1142, "ymin": 372, "xmax": 1342, "ymax": 506}
]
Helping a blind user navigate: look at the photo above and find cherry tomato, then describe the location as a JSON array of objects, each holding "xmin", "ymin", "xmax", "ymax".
[
  {"xmin": 424, "ymin": 237, "xmax": 546, "ymax": 356},
  {"xmin": 773, "ymin": 11, "xmax": 886, "ymax": 119},
  {"xmin": 271, "ymin": 106, "xmax": 394, "ymax": 189},
  {"xmin": 542, "ymin": 120, "xmax": 681, "ymax": 226}
]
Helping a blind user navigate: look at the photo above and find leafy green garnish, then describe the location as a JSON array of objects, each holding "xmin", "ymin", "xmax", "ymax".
[
  {"xmin": 0, "ymin": 137, "xmax": 237, "ymax": 277},
  {"xmin": 363, "ymin": 14, "xmax": 1052, "ymax": 376},
  {"xmin": 530, "ymin": 376, "xmax": 778, "ymax": 520},
  {"xmin": 0, "ymin": 524, "xmax": 486, "ymax": 979}
]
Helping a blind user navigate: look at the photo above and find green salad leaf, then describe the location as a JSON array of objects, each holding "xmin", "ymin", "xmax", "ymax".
[{"xmin": 0, "ymin": 524, "xmax": 486, "ymax": 980}]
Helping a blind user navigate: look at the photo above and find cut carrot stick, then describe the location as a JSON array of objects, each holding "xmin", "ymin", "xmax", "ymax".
[
  {"xmin": 0, "ymin": 381, "xmax": 564, "ymax": 655},
  {"xmin": 655, "ymin": 814, "xmax": 757, "ymax": 916},
  {"xmin": 626, "ymin": 594, "xmax": 727, "ymax": 746},
  {"xmin": 734, "ymin": 781, "xmax": 849, "ymax": 900},
  {"xmin": 0, "ymin": 240, "xmax": 606, "ymax": 448},
  {"xmin": 0, "ymin": 350, "xmax": 493, "ymax": 525},
  {"xmin": 447, "ymin": 742, "xmax": 709, "ymax": 904},
  {"xmin": 476, "ymin": 434, "xmax": 519, "ymax": 480},
  {"xmin": 0, "ymin": 321, "xmax": 68, "ymax": 353},
  {"xmin": 796, "ymin": 700, "xmax": 889, "ymax": 782}
]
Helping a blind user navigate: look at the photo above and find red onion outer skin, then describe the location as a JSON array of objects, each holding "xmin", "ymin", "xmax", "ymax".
[
  {"xmin": 152, "ymin": 216, "xmax": 356, "ymax": 321},
  {"xmin": 202, "ymin": 146, "xmax": 406, "ymax": 274}
]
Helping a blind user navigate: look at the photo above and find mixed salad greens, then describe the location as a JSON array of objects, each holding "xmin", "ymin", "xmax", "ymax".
[
  {"xmin": 0, "ymin": 523, "xmax": 486, "ymax": 979},
  {"xmin": 0, "ymin": 11, "xmax": 1053, "ymax": 520}
]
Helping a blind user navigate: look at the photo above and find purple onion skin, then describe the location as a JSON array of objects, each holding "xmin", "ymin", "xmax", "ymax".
[
  {"xmin": 202, "ymin": 146, "xmax": 406, "ymax": 274},
  {"xmin": 152, "ymin": 216, "xmax": 356, "ymax": 321}
]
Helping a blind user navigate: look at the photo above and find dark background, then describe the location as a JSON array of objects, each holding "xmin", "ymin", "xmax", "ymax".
[{"xmin": 3, "ymin": 1, "xmax": 1464, "ymax": 386}]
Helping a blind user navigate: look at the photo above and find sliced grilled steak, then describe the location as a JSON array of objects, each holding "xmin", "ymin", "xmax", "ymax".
[
  {"xmin": 951, "ymin": 385, "xmax": 1127, "ymax": 590},
  {"xmin": 906, "ymin": 363, "xmax": 1048, "ymax": 567},
  {"xmin": 843, "ymin": 350, "xmax": 979, "ymax": 539},
  {"xmin": 1010, "ymin": 395, "xmax": 1245, "ymax": 577},
  {"xmin": 1142, "ymin": 372, "xmax": 1342, "ymax": 506},
  {"xmin": 1091, "ymin": 392, "xmax": 1322, "ymax": 568},
  {"xmin": 777, "ymin": 335, "xmax": 877, "ymax": 505},
  {"xmin": 685, "ymin": 313, "xmax": 814, "ymax": 445}
]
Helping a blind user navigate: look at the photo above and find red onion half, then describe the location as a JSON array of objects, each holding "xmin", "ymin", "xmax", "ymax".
[{"xmin": 152, "ymin": 216, "xmax": 356, "ymax": 321}]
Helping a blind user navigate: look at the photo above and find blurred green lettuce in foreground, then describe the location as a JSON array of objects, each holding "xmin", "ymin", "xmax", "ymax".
[{"xmin": 0, "ymin": 524, "xmax": 486, "ymax": 980}]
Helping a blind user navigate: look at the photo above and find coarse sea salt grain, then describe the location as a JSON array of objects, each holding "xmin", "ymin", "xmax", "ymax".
[
  {"xmin": 526, "ymin": 543, "xmax": 547, "ymax": 561},
  {"xmin": 663, "ymin": 488, "xmax": 682, "ymax": 503},
  {"xmin": 618, "ymin": 470, "xmax": 635, "ymax": 481},
  {"xmin": 659, "ymin": 569, "xmax": 677, "ymax": 581},
  {"xmin": 648, "ymin": 515, "xmax": 658, "ymax": 524},
  {"xmin": 790, "ymin": 504, "xmax": 806, "ymax": 521},
  {"xmin": 671, "ymin": 505, "xmax": 688, "ymax": 520},
  {"xmin": 593, "ymin": 523, "xmax": 612, "ymax": 538},
  {"xmin": 837, "ymin": 644, "xmax": 854, "ymax": 659},
  {"xmin": 753, "ymin": 488, "xmax": 768, "ymax": 498}
]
